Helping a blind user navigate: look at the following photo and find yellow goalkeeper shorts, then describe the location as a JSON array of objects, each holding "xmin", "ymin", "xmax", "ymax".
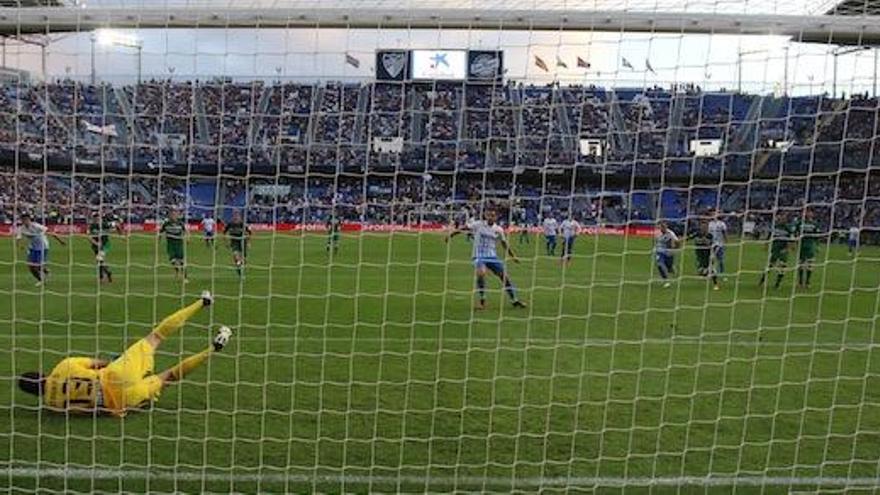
[{"xmin": 100, "ymin": 339, "xmax": 163, "ymax": 414}]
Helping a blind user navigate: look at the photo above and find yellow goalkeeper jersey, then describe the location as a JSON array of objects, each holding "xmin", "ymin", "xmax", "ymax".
[{"xmin": 43, "ymin": 357, "xmax": 101, "ymax": 410}]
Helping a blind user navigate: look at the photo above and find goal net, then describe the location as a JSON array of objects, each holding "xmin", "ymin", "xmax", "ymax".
[{"xmin": 2, "ymin": 1, "xmax": 880, "ymax": 492}]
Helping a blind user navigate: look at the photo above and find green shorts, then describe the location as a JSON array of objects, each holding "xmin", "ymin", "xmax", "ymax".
[
  {"xmin": 92, "ymin": 242, "xmax": 110, "ymax": 255},
  {"xmin": 695, "ymin": 250, "xmax": 711, "ymax": 270},
  {"xmin": 166, "ymin": 242, "xmax": 185, "ymax": 263},
  {"xmin": 231, "ymin": 241, "xmax": 247, "ymax": 257},
  {"xmin": 799, "ymin": 246, "xmax": 817, "ymax": 263},
  {"xmin": 770, "ymin": 248, "xmax": 788, "ymax": 265}
]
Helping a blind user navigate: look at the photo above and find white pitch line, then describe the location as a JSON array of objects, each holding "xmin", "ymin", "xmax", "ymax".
[
  {"xmin": 0, "ymin": 333, "xmax": 875, "ymax": 349},
  {"xmin": 0, "ymin": 273, "xmax": 686, "ymax": 283},
  {"xmin": 0, "ymin": 270, "xmax": 873, "ymax": 289},
  {"xmin": 2, "ymin": 466, "xmax": 879, "ymax": 488}
]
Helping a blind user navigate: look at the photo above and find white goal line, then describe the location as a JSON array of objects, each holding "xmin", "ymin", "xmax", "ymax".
[
  {"xmin": 0, "ymin": 334, "xmax": 875, "ymax": 349},
  {"xmin": 3, "ymin": 466, "xmax": 880, "ymax": 488}
]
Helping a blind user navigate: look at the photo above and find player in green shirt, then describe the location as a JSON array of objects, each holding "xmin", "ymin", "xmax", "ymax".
[
  {"xmin": 159, "ymin": 210, "xmax": 188, "ymax": 282},
  {"xmin": 759, "ymin": 213, "xmax": 795, "ymax": 289},
  {"xmin": 326, "ymin": 213, "xmax": 341, "ymax": 254},
  {"xmin": 224, "ymin": 211, "xmax": 251, "ymax": 278},
  {"xmin": 514, "ymin": 205, "xmax": 530, "ymax": 245},
  {"xmin": 88, "ymin": 211, "xmax": 123, "ymax": 284},
  {"xmin": 796, "ymin": 209, "xmax": 822, "ymax": 289},
  {"xmin": 688, "ymin": 219, "xmax": 719, "ymax": 290}
]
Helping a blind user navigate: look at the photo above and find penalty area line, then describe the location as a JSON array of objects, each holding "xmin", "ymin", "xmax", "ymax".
[{"xmin": 2, "ymin": 466, "xmax": 880, "ymax": 488}]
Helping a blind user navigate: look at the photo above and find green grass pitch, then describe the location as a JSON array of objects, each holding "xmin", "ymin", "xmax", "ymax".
[{"xmin": 1, "ymin": 231, "xmax": 879, "ymax": 492}]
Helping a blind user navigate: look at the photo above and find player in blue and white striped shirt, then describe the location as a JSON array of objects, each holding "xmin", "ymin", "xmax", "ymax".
[
  {"xmin": 16, "ymin": 213, "xmax": 66, "ymax": 286},
  {"xmin": 708, "ymin": 212, "xmax": 728, "ymax": 274},
  {"xmin": 447, "ymin": 208, "xmax": 526, "ymax": 310},
  {"xmin": 542, "ymin": 216, "xmax": 559, "ymax": 255},
  {"xmin": 848, "ymin": 225, "xmax": 860, "ymax": 255},
  {"xmin": 559, "ymin": 216, "xmax": 581, "ymax": 264},
  {"xmin": 655, "ymin": 221, "xmax": 680, "ymax": 288}
]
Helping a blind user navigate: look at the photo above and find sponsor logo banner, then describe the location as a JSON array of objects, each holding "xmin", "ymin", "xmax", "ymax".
[{"xmin": 0, "ymin": 222, "xmax": 657, "ymax": 237}]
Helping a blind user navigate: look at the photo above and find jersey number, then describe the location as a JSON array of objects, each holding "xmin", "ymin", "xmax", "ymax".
[{"xmin": 62, "ymin": 377, "xmax": 94, "ymax": 405}]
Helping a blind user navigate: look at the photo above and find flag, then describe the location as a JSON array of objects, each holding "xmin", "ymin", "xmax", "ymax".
[
  {"xmin": 645, "ymin": 59, "xmax": 656, "ymax": 74},
  {"xmin": 556, "ymin": 56, "xmax": 568, "ymax": 69},
  {"xmin": 621, "ymin": 57, "xmax": 634, "ymax": 70},
  {"xmin": 577, "ymin": 57, "xmax": 591, "ymax": 69},
  {"xmin": 534, "ymin": 55, "xmax": 549, "ymax": 72},
  {"xmin": 345, "ymin": 53, "xmax": 361, "ymax": 68}
]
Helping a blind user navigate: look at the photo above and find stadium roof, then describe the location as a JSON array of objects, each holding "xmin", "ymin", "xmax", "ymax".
[
  {"xmin": 821, "ymin": 0, "xmax": 880, "ymax": 15},
  {"xmin": 10, "ymin": 0, "xmax": 838, "ymax": 16},
  {"xmin": 0, "ymin": 0, "xmax": 64, "ymax": 5},
  {"xmin": 0, "ymin": 0, "xmax": 861, "ymax": 15},
  {"xmin": 803, "ymin": 0, "xmax": 880, "ymax": 43},
  {"xmin": 0, "ymin": 1, "xmax": 877, "ymax": 45}
]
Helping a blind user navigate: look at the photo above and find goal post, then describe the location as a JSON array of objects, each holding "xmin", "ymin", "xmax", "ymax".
[{"xmin": 1, "ymin": 1, "xmax": 880, "ymax": 492}]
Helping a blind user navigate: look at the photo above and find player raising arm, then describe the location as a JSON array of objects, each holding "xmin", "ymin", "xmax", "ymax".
[
  {"xmin": 447, "ymin": 208, "xmax": 527, "ymax": 310},
  {"xmin": 17, "ymin": 213, "xmax": 66, "ymax": 286},
  {"xmin": 17, "ymin": 291, "xmax": 232, "ymax": 417}
]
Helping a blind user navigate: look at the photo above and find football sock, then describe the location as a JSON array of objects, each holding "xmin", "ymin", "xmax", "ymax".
[
  {"xmin": 167, "ymin": 348, "xmax": 212, "ymax": 381},
  {"xmin": 504, "ymin": 280, "xmax": 517, "ymax": 301},
  {"xmin": 476, "ymin": 276, "xmax": 486, "ymax": 303},
  {"xmin": 153, "ymin": 300, "xmax": 204, "ymax": 339}
]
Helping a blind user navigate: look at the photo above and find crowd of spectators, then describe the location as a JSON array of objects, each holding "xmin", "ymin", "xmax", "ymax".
[
  {"xmin": 0, "ymin": 170, "xmax": 188, "ymax": 224},
  {"xmin": 4, "ymin": 165, "xmax": 879, "ymax": 245},
  {"xmin": 0, "ymin": 79, "xmax": 878, "ymax": 242},
  {"xmin": 0, "ymin": 79, "xmax": 876, "ymax": 174}
]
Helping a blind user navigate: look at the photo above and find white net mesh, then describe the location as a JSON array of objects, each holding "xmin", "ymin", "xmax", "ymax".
[{"xmin": 1, "ymin": 1, "xmax": 880, "ymax": 492}]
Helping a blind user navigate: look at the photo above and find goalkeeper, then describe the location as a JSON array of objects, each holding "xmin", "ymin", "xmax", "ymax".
[{"xmin": 17, "ymin": 291, "xmax": 232, "ymax": 417}]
